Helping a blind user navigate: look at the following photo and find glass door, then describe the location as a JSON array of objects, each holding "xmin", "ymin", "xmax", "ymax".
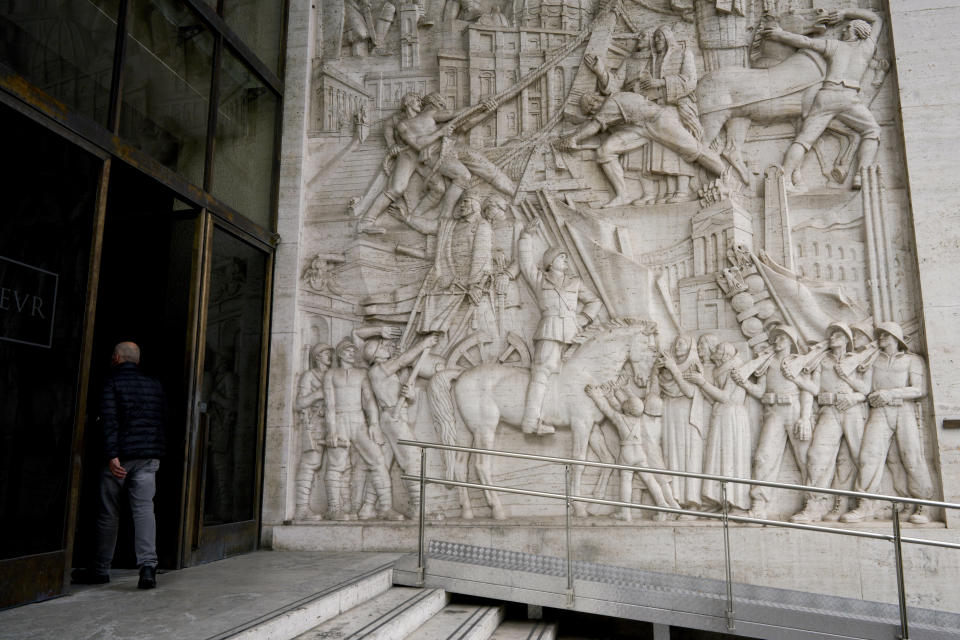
[
  {"xmin": 183, "ymin": 219, "xmax": 270, "ymax": 565},
  {"xmin": 0, "ymin": 106, "xmax": 104, "ymax": 608}
]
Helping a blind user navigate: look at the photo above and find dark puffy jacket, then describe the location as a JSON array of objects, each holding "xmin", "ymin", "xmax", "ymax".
[{"xmin": 101, "ymin": 362, "xmax": 166, "ymax": 461}]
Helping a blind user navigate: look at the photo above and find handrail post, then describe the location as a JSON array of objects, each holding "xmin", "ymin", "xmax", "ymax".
[
  {"xmin": 892, "ymin": 502, "xmax": 910, "ymax": 640},
  {"xmin": 417, "ymin": 447, "xmax": 427, "ymax": 587},
  {"xmin": 565, "ymin": 463, "xmax": 575, "ymax": 608},
  {"xmin": 722, "ymin": 481, "xmax": 735, "ymax": 631}
]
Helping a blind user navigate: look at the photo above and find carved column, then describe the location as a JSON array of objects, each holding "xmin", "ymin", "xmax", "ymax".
[
  {"xmin": 691, "ymin": 196, "xmax": 753, "ymax": 276},
  {"xmin": 860, "ymin": 165, "xmax": 894, "ymax": 322},
  {"xmin": 763, "ymin": 166, "xmax": 795, "ymax": 270},
  {"xmin": 400, "ymin": 3, "xmax": 421, "ymax": 67}
]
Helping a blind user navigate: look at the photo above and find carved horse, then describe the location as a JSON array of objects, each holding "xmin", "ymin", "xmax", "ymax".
[
  {"xmin": 696, "ymin": 12, "xmax": 831, "ymax": 183},
  {"xmin": 429, "ymin": 319, "xmax": 659, "ymax": 519}
]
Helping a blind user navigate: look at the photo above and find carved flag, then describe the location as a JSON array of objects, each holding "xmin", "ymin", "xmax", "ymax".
[{"xmin": 754, "ymin": 251, "xmax": 865, "ymax": 343}]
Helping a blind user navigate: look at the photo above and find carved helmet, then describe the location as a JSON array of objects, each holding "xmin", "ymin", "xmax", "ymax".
[
  {"xmin": 361, "ymin": 336, "xmax": 394, "ymax": 363},
  {"xmin": 875, "ymin": 321, "xmax": 910, "ymax": 351},
  {"xmin": 335, "ymin": 338, "xmax": 356, "ymax": 360},
  {"xmin": 540, "ymin": 245, "xmax": 567, "ymax": 270},
  {"xmin": 769, "ymin": 324, "xmax": 800, "ymax": 349},
  {"xmin": 309, "ymin": 343, "xmax": 334, "ymax": 362},
  {"xmin": 825, "ymin": 321, "xmax": 854, "ymax": 345},
  {"xmin": 850, "ymin": 318, "xmax": 875, "ymax": 341}
]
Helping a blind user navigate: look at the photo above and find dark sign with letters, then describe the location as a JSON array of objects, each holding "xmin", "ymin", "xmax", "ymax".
[{"xmin": 0, "ymin": 256, "xmax": 58, "ymax": 348}]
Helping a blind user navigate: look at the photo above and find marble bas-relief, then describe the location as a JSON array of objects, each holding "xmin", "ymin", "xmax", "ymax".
[{"xmin": 287, "ymin": 0, "xmax": 939, "ymax": 525}]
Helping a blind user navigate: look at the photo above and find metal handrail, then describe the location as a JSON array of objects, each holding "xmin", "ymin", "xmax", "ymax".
[
  {"xmin": 398, "ymin": 439, "xmax": 959, "ymax": 511},
  {"xmin": 398, "ymin": 473, "xmax": 960, "ymax": 551},
  {"xmin": 399, "ymin": 438, "xmax": 960, "ymax": 640}
]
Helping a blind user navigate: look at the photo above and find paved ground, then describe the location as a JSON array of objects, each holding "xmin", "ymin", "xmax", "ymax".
[{"xmin": 0, "ymin": 551, "xmax": 401, "ymax": 640}]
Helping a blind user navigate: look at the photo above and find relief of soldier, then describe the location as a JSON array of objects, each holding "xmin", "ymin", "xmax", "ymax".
[{"xmin": 293, "ymin": 0, "xmax": 937, "ymax": 528}]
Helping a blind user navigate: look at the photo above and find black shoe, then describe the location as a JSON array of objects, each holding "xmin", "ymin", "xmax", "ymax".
[
  {"xmin": 137, "ymin": 565, "xmax": 157, "ymax": 590},
  {"xmin": 71, "ymin": 568, "xmax": 109, "ymax": 585}
]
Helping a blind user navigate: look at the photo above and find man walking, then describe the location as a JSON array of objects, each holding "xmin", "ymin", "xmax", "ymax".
[{"xmin": 72, "ymin": 342, "xmax": 166, "ymax": 589}]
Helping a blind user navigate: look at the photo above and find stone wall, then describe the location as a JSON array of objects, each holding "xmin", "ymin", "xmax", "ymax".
[{"xmin": 262, "ymin": 0, "xmax": 960, "ymax": 609}]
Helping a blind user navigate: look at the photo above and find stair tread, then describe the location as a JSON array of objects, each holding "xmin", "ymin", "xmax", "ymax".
[
  {"xmin": 488, "ymin": 621, "xmax": 556, "ymax": 640},
  {"xmin": 294, "ymin": 586, "xmax": 446, "ymax": 639},
  {"xmin": 403, "ymin": 604, "xmax": 502, "ymax": 640}
]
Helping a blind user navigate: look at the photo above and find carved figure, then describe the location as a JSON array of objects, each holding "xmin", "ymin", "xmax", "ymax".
[
  {"xmin": 476, "ymin": 4, "xmax": 510, "ymax": 26},
  {"xmin": 654, "ymin": 336, "xmax": 705, "ymax": 514},
  {"xmin": 696, "ymin": 10, "xmax": 869, "ymax": 184},
  {"xmin": 730, "ymin": 325, "xmax": 812, "ymax": 519},
  {"xmin": 841, "ymin": 322, "xmax": 933, "ymax": 524},
  {"xmin": 791, "ymin": 322, "xmax": 870, "ymax": 523},
  {"xmin": 762, "ymin": 8, "xmax": 883, "ymax": 190},
  {"xmin": 394, "ymin": 92, "xmax": 514, "ymax": 221},
  {"xmin": 639, "ymin": 25, "xmax": 703, "ymax": 204},
  {"xmin": 357, "ymin": 93, "xmax": 445, "ymax": 235},
  {"xmin": 559, "ymin": 92, "xmax": 723, "ymax": 207},
  {"xmin": 518, "ymin": 219, "xmax": 602, "ymax": 435},
  {"xmin": 442, "ymin": 0, "xmax": 481, "ymax": 22},
  {"xmin": 355, "ymin": 103, "xmax": 370, "ymax": 142},
  {"xmin": 360, "ymin": 330, "xmax": 439, "ymax": 518},
  {"xmin": 685, "ymin": 342, "xmax": 751, "ymax": 513},
  {"xmin": 583, "ymin": 33, "xmax": 649, "ymax": 97},
  {"xmin": 585, "ymin": 383, "xmax": 681, "ymax": 521},
  {"xmin": 294, "ymin": 343, "xmax": 333, "ymax": 521},
  {"xmin": 344, "ymin": 0, "xmax": 396, "ymax": 57},
  {"xmin": 323, "ymin": 340, "xmax": 403, "ymax": 520},
  {"xmin": 429, "ymin": 318, "xmax": 659, "ymax": 519},
  {"xmin": 403, "ymin": 192, "xmax": 496, "ymax": 344},
  {"xmin": 482, "ymin": 195, "xmax": 521, "ymax": 339}
]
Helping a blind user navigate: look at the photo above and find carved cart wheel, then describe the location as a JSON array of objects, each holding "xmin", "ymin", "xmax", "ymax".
[
  {"xmin": 445, "ymin": 333, "xmax": 493, "ymax": 370},
  {"xmin": 497, "ymin": 331, "xmax": 531, "ymax": 368}
]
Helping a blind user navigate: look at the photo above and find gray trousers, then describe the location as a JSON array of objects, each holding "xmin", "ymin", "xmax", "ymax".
[{"xmin": 95, "ymin": 458, "xmax": 160, "ymax": 573}]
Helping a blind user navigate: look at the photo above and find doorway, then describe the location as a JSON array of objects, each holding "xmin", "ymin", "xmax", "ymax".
[{"xmin": 72, "ymin": 163, "xmax": 199, "ymax": 572}]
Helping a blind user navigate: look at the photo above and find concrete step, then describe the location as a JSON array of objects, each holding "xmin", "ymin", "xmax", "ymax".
[
  {"xmin": 293, "ymin": 587, "xmax": 447, "ymax": 640},
  {"xmin": 227, "ymin": 565, "xmax": 394, "ymax": 640},
  {"xmin": 403, "ymin": 604, "xmax": 503, "ymax": 640},
  {"xmin": 488, "ymin": 621, "xmax": 557, "ymax": 640}
]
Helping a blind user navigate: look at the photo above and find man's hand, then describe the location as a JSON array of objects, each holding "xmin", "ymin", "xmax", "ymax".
[
  {"xmin": 468, "ymin": 284, "xmax": 484, "ymax": 306},
  {"xmin": 479, "ymin": 98, "xmax": 497, "ymax": 113},
  {"xmin": 109, "ymin": 457, "xmax": 127, "ymax": 479},
  {"xmin": 555, "ymin": 135, "xmax": 580, "ymax": 152},
  {"xmin": 760, "ymin": 25, "xmax": 785, "ymax": 41},
  {"xmin": 868, "ymin": 390, "xmax": 889, "ymax": 407},
  {"xmin": 836, "ymin": 395, "xmax": 853, "ymax": 412},
  {"xmin": 422, "ymin": 333, "xmax": 440, "ymax": 350},
  {"xmin": 780, "ymin": 360, "xmax": 797, "ymax": 381},
  {"xmin": 401, "ymin": 383, "xmax": 416, "ymax": 400},
  {"xmin": 583, "ymin": 53, "xmax": 599, "ymax": 71},
  {"xmin": 635, "ymin": 77, "xmax": 665, "ymax": 91},
  {"xmin": 522, "ymin": 217, "xmax": 542, "ymax": 236},
  {"xmin": 816, "ymin": 9, "xmax": 844, "ymax": 26},
  {"xmin": 370, "ymin": 425, "xmax": 386, "ymax": 446},
  {"xmin": 380, "ymin": 325, "xmax": 402, "ymax": 339},
  {"xmin": 585, "ymin": 384, "xmax": 602, "ymax": 401},
  {"xmin": 794, "ymin": 417, "xmax": 812, "ymax": 442},
  {"xmin": 683, "ymin": 370, "xmax": 706, "ymax": 386}
]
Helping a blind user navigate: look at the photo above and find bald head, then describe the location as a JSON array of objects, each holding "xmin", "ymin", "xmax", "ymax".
[{"xmin": 113, "ymin": 341, "xmax": 141, "ymax": 364}]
